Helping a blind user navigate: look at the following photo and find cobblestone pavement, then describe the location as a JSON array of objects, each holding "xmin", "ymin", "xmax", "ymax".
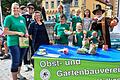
[{"xmin": 0, "ymin": 59, "xmax": 34, "ymax": 80}]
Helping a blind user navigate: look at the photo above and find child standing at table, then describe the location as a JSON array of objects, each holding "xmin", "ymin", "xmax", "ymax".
[
  {"xmin": 89, "ymin": 31, "xmax": 99, "ymax": 44},
  {"xmin": 74, "ymin": 23, "xmax": 84, "ymax": 47},
  {"xmin": 54, "ymin": 14, "xmax": 70, "ymax": 45},
  {"xmin": 88, "ymin": 31, "xmax": 101, "ymax": 54}
]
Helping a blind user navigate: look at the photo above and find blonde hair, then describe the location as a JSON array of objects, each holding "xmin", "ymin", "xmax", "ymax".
[
  {"xmin": 76, "ymin": 23, "xmax": 82, "ymax": 29},
  {"xmin": 11, "ymin": 2, "xmax": 20, "ymax": 15},
  {"xmin": 92, "ymin": 31, "xmax": 97, "ymax": 35},
  {"xmin": 76, "ymin": 22, "xmax": 82, "ymax": 27}
]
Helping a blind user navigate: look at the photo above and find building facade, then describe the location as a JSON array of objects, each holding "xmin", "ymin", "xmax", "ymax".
[{"xmin": 42, "ymin": 0, "xmax": 117, "ymax": 21}]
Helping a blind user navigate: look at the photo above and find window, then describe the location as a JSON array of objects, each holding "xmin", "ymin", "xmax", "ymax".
[
  {"xmin": 74, "ymin": 0, "xmax": 78, "ymax": 7},
  {"xmin": 46, "ymin": 2, "xmax": 48, "ymax": 9},
  {"xmin": 48, "ymin": 16, "xmax": 51, "ymax": 21},
  {"xmin": 57, "ymin": 0, "xmax": 60, "ymax": 7},
  {"xmin": 51, "ymin": 1, "xmax": 54, "ymax": 8}
]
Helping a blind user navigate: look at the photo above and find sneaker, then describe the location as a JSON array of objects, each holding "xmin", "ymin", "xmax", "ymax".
[
  {"xmin": 2, "ymin": 54, "xmax": 10, "ymax": 59},
  {"xmin": 24, "ymin": 65, "xmax": 29, "ymax": 72},
  {"xmin": 27, "ymin": 64, "xmax": 33, "ymax": 71},
  {"xmin": 24, "ymin": 65, "xmax": 33, "ymax": 72},
  {"xmin": 17, "ymin": 74, "xmax": 27, "ymax": 80}
]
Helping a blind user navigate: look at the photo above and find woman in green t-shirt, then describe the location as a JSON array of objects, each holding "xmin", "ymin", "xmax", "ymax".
[
  {"xmin": 3, "ymin": 2, "xmax": 28, "ymax": 80},
  {"xmin": 71, "ymin": 9, "xmax": 82, "ymax": 31},
  {"xmin": 54, "ymin": 14, "xmax": 70, "ymax": 45},
  {"xmin": 55, "ymin": 5, "xmax": 64, "ymax": 23}
]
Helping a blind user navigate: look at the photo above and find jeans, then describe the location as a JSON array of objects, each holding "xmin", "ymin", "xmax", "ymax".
[{"xmin": 8, "ymin": 45, "xmax": 27, "ymax": 72}]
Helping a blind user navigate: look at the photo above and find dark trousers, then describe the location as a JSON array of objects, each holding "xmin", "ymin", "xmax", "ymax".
[
  {"xmin": 9, "ymin": 45, "xmax": 27, "ymax": 72},
  {"xmin": 24, "ymin": 39, "xmax": 34, "ymax": 65}
]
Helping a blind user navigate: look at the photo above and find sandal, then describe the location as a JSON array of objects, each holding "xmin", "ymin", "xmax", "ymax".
[{"xmin": 2, "ymin": 54, "xmax": 10, "ymax": 59}]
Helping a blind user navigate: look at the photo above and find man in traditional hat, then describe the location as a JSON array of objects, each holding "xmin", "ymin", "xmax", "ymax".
[{"xmin": 90, "ymin": 4, "xmax": 119, "ymax": 50}]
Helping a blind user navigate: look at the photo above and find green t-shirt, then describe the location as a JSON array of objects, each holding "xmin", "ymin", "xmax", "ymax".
[
  {"xmin": 75, "ymin": 32, "xmax": 84, "ymax": 47},
  {"xmin": 71, "ymin": 16, "xmax": 82, "ymax": 31},
  {"xmin": 89, "ymin": 30, "xmax": 101, "ymax": 44},
  {"xmin": 55, "ymin": 12, "xmax": 61, "ymax": 23},
  {"xmin": 4, "ymin": 15, "xmax": 26, "ymax": 46},
  {"xmin": 86, "ymin": 30, "xmax": 91, "ymax": 38},
  {"xmin": 54, "ymin": 23, "xmax": 69, "ymax": 44},
  {"xmin": 91, "ymin": 36, "xmax": 98, "ymax": 44}
]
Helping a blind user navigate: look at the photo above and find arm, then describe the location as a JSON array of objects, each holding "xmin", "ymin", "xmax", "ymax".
[
  {"xmin": 28, "ymin": 23, "xmax": 33, "ymax": 40},
  {"xmin": 74, "ymin": 34, "xmax": 77, "ymax": 43},
  {"xmin": 23, "ymin": 17, "xmax": 29, "ymax": 38},
  {"xmin": 53, "ymin": 23, "xmax": 60, "ymax": 39},
  {"xmin": 53, "ymin": 23, "xmax": 58, "ymax": 35},
  {"xmin": 3, "ymin": 27, "xmax": 24, "ymax": 36}
]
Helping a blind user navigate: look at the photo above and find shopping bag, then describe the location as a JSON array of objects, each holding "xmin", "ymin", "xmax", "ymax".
[{"xmin": 19, "ymin": 37, "xmax": 29, "ymax": 48}]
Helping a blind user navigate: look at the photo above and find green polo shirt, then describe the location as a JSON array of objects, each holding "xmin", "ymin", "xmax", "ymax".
[
  {"xmin": 91, "ymin": 36, "xmax": 98, "ymax": 44},
  {"xmin": 4, "ymin": 15, "xmax": 26, "ymax": 46},
  {"xmin": 75, "ymin": 32, "xmax": 84, "ymax": 47},
  {"xmin": 54, "ymin": 23, "xmax": 69, "ymax": 44},
  {"xmin": 71, "ymin": 16, "xmax": 82, "ymax": 31}
]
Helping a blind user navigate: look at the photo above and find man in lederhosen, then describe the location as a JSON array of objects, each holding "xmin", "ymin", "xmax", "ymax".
[{"xmin": 90, "ymin": 4, "xmax": 119, "ymax": 50}]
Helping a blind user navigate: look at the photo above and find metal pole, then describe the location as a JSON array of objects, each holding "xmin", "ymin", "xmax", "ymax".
[
  {"xmin": 118, "ymin": 0, "xmax": 120, "ymax": 18},
  {"xmin": 0, "ymin": 0, "xmax": 3, "ymax": 29}
]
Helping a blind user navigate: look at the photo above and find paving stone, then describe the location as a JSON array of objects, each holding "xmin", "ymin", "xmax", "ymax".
[{"xmin": 0, "ymin": 59, "xmax": 34, "ymax": 80}]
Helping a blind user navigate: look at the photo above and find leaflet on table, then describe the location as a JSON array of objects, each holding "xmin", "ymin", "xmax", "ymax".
[
  {"xmin": 43, "ymin": 53, "xmax": 61, "ymax": 58},
  {"xmin": 36, "ymin": 48, "xmax": 60, "ymax": 57}
]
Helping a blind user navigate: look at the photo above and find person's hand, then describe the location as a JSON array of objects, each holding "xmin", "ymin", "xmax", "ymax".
[
  {"xmin": 54, "ymin": 34, "xmax": 60, "ymax": 39},
  {"xmin": 49, "ymin": 40, "xmax": 54, "ymax": 45},
  {"xmin": 102, "ymin": 44, "xmax": 108, "ymax": 51},
  {"xmin": 64, "ymin": 30, "xmax": 72, "ymax": 35},
  {"xmin": 25, "ymin": 33, "xmax": 29, "ymax": 38},
  {"xmin": 75, "ymin": 38, "xmax": 77, "ymax": 43},
  {"xmin": 17, "ymin": 32, "xmax": 24, "ymax": 37}
]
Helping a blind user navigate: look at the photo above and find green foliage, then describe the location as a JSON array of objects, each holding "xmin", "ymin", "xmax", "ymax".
[{"xmin": 1, "ymin": 0, "xmax": 29, "ymax": 16}]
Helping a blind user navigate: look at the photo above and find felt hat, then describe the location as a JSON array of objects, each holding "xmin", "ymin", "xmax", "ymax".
[{"xmin": 92, "ymin": 4, "xmax": 105, "ymax": 15}]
